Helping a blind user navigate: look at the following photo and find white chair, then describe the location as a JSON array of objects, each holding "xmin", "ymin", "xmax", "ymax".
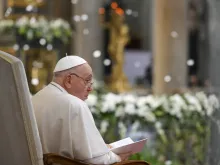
[
  {"xmin": 0, "ymin": 50, "xmax": 43, "ymax": 165},
  {"xmin": 0, "ymin": 50, "xmax": 149, "ymax": 165}
]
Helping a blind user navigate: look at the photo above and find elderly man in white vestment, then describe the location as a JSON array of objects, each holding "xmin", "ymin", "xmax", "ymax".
[{"xmin": 32, "ymin": 56, "xmax": 130, "ymax": 165}]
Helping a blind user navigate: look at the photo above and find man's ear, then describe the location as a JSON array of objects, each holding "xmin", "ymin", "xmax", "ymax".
[{"xmin": 64, "ymin": 75, "xmax": 72, "ymax": 89}]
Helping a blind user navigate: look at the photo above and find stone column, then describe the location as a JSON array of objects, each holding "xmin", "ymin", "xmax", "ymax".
[
  {"xmin": 141, "ymin": 0, "xmax": 153, "ymax": 51},
  {"xmin": 153, "ymin": 0, "xmax": 187, "ymax": 95},
  {"xmin": 72, "ymin": 0, "xmax": 104, "ymax": 80},
  {"xmin": 0, "ymin": 0, "xmax": 4, "ymax": 19},
  {"xmin": 207, "ymin": 1, "xmax": 220, "ymax": 165}
]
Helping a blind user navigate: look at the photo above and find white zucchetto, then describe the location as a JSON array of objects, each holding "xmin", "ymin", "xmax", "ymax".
[{"xmin": 53, "ymin": 55, "xmax": 87, "ymax": 72}]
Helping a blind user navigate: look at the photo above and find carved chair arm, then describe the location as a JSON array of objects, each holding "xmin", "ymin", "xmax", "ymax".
[
  {"xmin": 43, "ymin": 153, "xmax": 150, "ymax": 165},
  {"xmin": 43, "ymin": 153, "xmax": 91, "ymax": 165},
  {"xmin": 114, "ymin": 160, "xmax": 150, "ymax": 165}
]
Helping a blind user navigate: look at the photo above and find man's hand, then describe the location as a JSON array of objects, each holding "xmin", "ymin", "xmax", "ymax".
[
  {"xmin": 106, "ymin": 144, "xmax": 113, "ymax": 149},
  {"xmin": 118, "ymin": 152, "xmax": 132, "ymax": 161}
]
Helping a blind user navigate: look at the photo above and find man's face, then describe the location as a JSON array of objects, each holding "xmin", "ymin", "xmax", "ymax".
[{"xmin": 66, "ymin": 63, "xmax": 93, "ymax": 101}]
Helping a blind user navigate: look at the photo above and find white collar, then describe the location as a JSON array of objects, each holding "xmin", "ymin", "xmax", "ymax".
[{"xmin": 50, "ymin": 82, "xmax": 68, "ymax": 94}]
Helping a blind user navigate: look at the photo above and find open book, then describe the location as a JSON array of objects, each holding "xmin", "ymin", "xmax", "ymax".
[{"xmin": 109, "ymin": 137, "xmax": 147, "ymax": 155}]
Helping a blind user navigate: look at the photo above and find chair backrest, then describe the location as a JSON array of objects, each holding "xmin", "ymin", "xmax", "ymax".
[{"xmin": 0, "ymin": 51, "xmax": 44, "ymax": 165}]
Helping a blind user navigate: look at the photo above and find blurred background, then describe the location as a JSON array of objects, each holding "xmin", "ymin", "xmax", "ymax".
[{"xmin": 1, "ymin": 0, "xmax": 220, "ymax": 165}]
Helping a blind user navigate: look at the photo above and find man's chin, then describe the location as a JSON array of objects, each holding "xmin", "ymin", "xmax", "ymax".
[{"xmin": 83, "ymin": 95, "xmax": 88, "ymax": 100}]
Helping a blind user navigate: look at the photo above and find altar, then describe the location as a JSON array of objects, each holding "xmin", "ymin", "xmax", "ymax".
[{"xmin": 0, "ymin": 0, "xmax": 72, "ymax": 93}]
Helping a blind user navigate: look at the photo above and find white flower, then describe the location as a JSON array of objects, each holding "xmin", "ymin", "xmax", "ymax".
[
  {"xmin": 38, "ymin": 17, "xmax": 48, "ymax": 25},
  {"xmin": 103, "ymin": 93, "xmax": 122, "ymax": 103},
  {"xmin": 115, "ymin": 105, "xmax": 126, "ymax": 117},
  {"xmin": 38, "ymin": 17, "xmax": 49, "ymax": 32},
  {"xmin": 196, "ymin": 92, "xmax": 208, "ymax": 103},
  {"xmin": 145, "ymin": 95, "xmax": 161, "ymax": 109},
  {"xmin": 0, "ymin": 19, "xmax": 14, "ymax": 32},
  {"xmin": 0, "ymin": 16, "xmax": 71, "ymax": 44},
  {"xmin": 100, "ymin": 120, "xmax": 109, "ymax": 134},
  {"xmin": 101, "ymin": 93, "xmax": 121, "ymax": 112},
  {"xmin": 86, "ymin": 94, "xmax": 97, "ymax": 107},
  {"xmin": 118, "ymin": 122, "xmax": 127, "ymax": 138},
  {"xmin": 63, "ymin": 21, "xmax": 71, "ymax": 29},
  {"xmin": 206, "ymin": 107, "xmax": 213, "ymax": 116},
  {"xmin": 1, "ymin": 20, "xmax": 13, "ymax": 26},
  {"xmin": 124, "ymin": 103, "xmax": 136, "ymax": 115},
  {"xmin": 16, "ymin": 16, "xmax": 29, "ymax": 27},
  {"xmin": 90, "ymin": 107, "xmax": 97, "ymax": 113},
  {"xmin": 184, "ymin": 93, "xmax": 202, "ymax": 113},
  {"xmin": 209, "ymin": 94, "xmax": 220, "ymax": 109},
  {"xmin": 144, "ymin": 111, "xmax": 156, "ymax": 122},
  {"xmin": 159, "ymin": 95, "xmax": 170, "ymax": 112},
  {"xmin": 206, "ymin": 94, "xmax": 220, "ymax": 116},
  {"xmin": 29, "ymin": 17, "xmax": 39, "ymax": 28},
  {"xmin": 136, "ymin": 97, "xmax": 148, "ymax": 108},
  {"xmin": 130, "ymin": 121, "xmax": 140, "ymax": 133},
  {"xmin": 168, "ymin": 94, "xmax": 187, "ymax": 118},
  {"xmin": 170, "ymin": 94, "xmax": 188, "ymax": 109},
  {"xmin": 122, "ymin": 94, "xmax": 136, "ymax": 103},
  {"xmin": 165, "ymin": 160, "xmax": 172, "ymax": 165},
  {"xmin": 157, "ymin": 128, "xmax": 165, "ymax": 135},
  {"xmin": 169, "ymin": 104, "xmax": 182, "ymax": 118},
  {"xmin": 137, "ymin": 106, "xmax": 149, "ymax": 117},
  {"xmin": 197, "ymin": 92, "xmax": 209, "ymax": 109},
  {"xmin": 101, "ymin": 102, "xmax": 114, "ymax": 113},
  {"xmin": 50, "ymin": 19, "xmax": 63, "ymax": 28},
  {"xmin": 50, "ymin": 19, "xmax": 70, "ymax": 30},
  {"xmin": 155, "ymin": 121, "xmax": 162, "ymax": 129}
]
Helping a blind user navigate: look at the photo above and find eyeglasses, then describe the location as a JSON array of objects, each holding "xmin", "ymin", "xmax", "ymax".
[{"xmin": 69, "ymin": 73, "xmax": 94, "ymax": 88}]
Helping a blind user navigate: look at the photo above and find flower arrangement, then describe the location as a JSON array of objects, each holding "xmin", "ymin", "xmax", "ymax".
[
  {"xmin": 0, "ymin": 16, "xmax": 72, "ymax": 46},
  {"xmin": 86, "ymin": 84, "xmax": 219, "ymax": 165},
  {"xmin": 0, "ymin": 19, "xmax": 14, "ymax": 33},
  {"xmin": 49, "ymin": 18, "xmax": 72, "ymax": 44}
]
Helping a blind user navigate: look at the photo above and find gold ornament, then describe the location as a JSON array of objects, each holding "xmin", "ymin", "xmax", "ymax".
[{"xmin": 100, "ymin": 4, "xmax": 131, "ymax": 93}]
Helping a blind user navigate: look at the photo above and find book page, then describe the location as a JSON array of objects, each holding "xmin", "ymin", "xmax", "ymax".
[
  {"xmin": 110, "ymin": 138, "xmax": 147, "ymax": 155},
  {"xmin": 110, "ymin": 137, "xmax": 134, "ymax": 148}
]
